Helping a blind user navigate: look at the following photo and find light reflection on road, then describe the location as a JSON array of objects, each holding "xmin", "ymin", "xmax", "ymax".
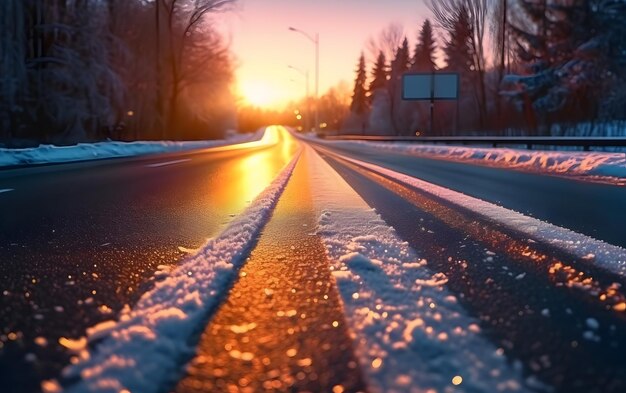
[{"xmin": 205, "ymin": 126, "xmax": 300, "ymax": 217}]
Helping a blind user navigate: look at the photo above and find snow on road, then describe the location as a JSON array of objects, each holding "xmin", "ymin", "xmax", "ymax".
[
  {"xmin": 331, "ymin": 152, "xmax": 626, "ymax": 279},
  {"xmin": 44, "ymin": 149, "xmax": 301, "ymax": 393},
  {"xmin": 316, "ymin": 138, "xmax": 626, "ymax": 184},
  {"xmin": 305, "ymin": 145, "xmax": 532, "ymax": 393},
  {"xmin": 0, "ymin": 130, "xmax": 263, "ymax": 167}
]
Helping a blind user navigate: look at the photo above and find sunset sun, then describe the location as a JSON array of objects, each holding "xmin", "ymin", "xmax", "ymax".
[{"xmin": 240, "ymin": 80, "xmax": 280, "ymax": 108}]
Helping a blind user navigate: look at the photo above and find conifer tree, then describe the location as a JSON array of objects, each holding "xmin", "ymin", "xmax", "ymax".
[
  {"xmin": 368, "ymin": 51, "xmax": 387, "ymax": 101},
  {"xmin": 412, "ymin": 19, "xmax": 437, "ymax": 72},
  {"xmin": 350, "ymin": 53, "xmax": 368, "ymax": 115},
  {"xmin": 505, "ymin": 0, "xmax": 626, "ymax": 125}
]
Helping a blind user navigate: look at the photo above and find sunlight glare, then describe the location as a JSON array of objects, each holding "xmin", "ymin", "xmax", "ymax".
[{"xmin": 240, "ymin": 80, "xmax": 280, "ymax": 108}]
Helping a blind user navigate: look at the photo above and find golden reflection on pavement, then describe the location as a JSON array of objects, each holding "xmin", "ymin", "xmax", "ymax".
[
  {"xmin": 205, "ymin": 126, "xmax": 300, "ymax": 217},
  {"xmin": 207, "ymin": 125, "xmax": 281, "ymax": 153},
  {"xmin": 176, "ymin": 148, "xmax": 365, "ymax": 393}
]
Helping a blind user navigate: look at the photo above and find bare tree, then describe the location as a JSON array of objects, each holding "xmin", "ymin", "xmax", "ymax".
[
  {"xmin": 365, "ymin": 23, "xmax": 405, "ymax": 65},
  {"xmin": 159, "ymin": 0, "xmax": 236, "ymax": 138}
]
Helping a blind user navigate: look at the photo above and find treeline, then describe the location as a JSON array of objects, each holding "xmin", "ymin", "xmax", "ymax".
[
  {"xmin": 238, "ymin": 81, "xmax": 351, "ymax": 134},
  {"xmin": 0, "ymin": 0, "xmax": 237, "ymax": 146},
  {"xmin": 343, "ymin": 0, "xmax": 626, "ymax": 136}
]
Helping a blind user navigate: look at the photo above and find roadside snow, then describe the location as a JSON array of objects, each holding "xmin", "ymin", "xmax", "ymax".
[
  {"xmin": 0, "ymin": 130, "xmax": 264, "ymax": 167},
  {"xmin": 316, "ymin": 138, "xmax": 626, "ymax": 184},
  {"xmin": 332, "ymin": 152, "xmax": 626, "ymax": 278},
  {"xmin": 44, "ymin": 149, "xmax": 301, "ymax": 393},
  {"xmin": 305, "ymin": 145, "xmax": 532, "ymax": 393}
]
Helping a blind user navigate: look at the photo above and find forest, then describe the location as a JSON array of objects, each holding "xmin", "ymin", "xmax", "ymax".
[
  {"xmin": 0, "ymin": 0, "xmax": 236, "ymax": 146},
  {"xmin": 2, "ymin": 1, "xmax": 625, "ymax": 145},
  {"xmin": 343, "ymin": 0, "xmax": 626, "ymax": 136}
]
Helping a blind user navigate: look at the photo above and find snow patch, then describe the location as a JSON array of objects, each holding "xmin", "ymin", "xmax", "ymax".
[
  {"xmin": 47, "ymin": 149, "xmax": 301, "ymax": 393},
  {"xmin": 314, "ymin": 137, "xmax": 626, "ymax": 184},
  {"xmin": 0, "ymin": 129, "xmax": 265, "ymax": 167},
  {"xmin": 305, "ymin": 145, "xmax": 531, "ymax": 392},
  {"xmin": 333, "ymin": 153, "xmax": 626, "ymax": 277}
]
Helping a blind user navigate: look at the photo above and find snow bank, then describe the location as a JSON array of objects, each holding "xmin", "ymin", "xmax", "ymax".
[
  {"xmin": 333, "ymin": 152, "xmax": 626, "ymax": 278},
  {"xmin": 320, "ymin": 138, "xmax": 626, "ymax": 184},
  {"xmin": 305, "ymin": 146, "xmax": 532, "ymax": 393},
  {"xmin": 44, "ymin": 149, "xmax": 301, "ymax": 393},
  {"xmin": 0, "ymin": 130, "xmax": 263, "ymax": 167}
]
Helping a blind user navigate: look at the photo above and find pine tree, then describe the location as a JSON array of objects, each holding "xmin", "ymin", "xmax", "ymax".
[
  {"xmin": 368, "ymin": 51, "xmax": 387, "ymax": 100},
  {"xmin": 504, "ymin": 0, "xmax": 626, "ymax": 125},
  {"xmin": 443, "ymin": 7, "xmax": 473, "ymax": 75},
  {"xmin": 441, "ymin": 6, "xmax": 477, "ymax": 132},
  {"xmin": 387, "ymin": 37, "xmax": 410, "ymax": 134},
  {"xmin": 412, "ymin": 19, "xmax": 437, "ymax": 72},
  {"xmin": 350, "ymin": 53, "xmax": 368, "ymax": 115}
]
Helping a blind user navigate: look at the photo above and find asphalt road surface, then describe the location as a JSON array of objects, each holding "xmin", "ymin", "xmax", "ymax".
[
  {"xmin": 1, "ymin": 128, "xmax": 624, "ymax": 392},
  {"xmin": 311, "ymin": 139, "xmax": 626, "ymax": 248},
  {"xmin": 0, "ymin": 130, "xmax": 299, "ymax": 391}
]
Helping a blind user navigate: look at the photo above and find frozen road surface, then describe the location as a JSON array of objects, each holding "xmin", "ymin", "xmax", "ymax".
[{"xmin": 1, "ymin": 126, "xmax": 625, "ymax": 393}]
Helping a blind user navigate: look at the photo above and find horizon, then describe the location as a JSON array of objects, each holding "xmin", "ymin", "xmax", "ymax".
[{"xmin": 218, "ymin": 0, "xmax": 433, "ymax": 109}]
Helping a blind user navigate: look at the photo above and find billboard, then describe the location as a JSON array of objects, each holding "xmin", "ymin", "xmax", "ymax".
[{"xmin": 402, "ymin": 73, "xmax": 459, "ymax": 100}]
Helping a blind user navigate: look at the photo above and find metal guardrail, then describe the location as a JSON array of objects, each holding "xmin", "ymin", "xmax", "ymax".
[{"xmin": 320, "ymin": 135, "xmax": 626, "ymax": 151}]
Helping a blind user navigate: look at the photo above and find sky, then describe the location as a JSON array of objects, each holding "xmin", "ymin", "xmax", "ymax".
[{"xmin": 216, "ymin": 0, "xmax": 432, "ymax": 109}]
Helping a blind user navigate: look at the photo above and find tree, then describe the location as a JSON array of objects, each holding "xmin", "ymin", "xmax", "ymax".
[
  {"xmin": 368, "ymin": 51, "xmax": 387, "ymax": 101},
  {"xmin": 0, "ymin": 0, "xmax": 27, "ymax": 139},
  {"xmin": 388, "ymin": 37, "xmax": 411, "ymax": 134},
  {"xmin": 365, "ymin": 23, "xmax": 405, "ymax": 65},
  {"xmin": 502, "ymin": 0, "xmax": 623, "ymax": 131},
  {"xmin": 412, "ymin": 19, "xmax": 437, "ymax": 72},
  {"xmin": 350, "ymin": 53, "xmax": 368, "ymax": 115},
  {"xmin": 430, "ymin": 0, "xmax": 489, "ymax": 128},
  {"xmin": 442, "ymin": 5, "xmax": 477, "ymax": 133},
  {"xmin": 0, "ymin": 0, "xmax": 238, "ymax": 144},
  {"xmin": 344, "ymin": 53, "xmax": 368, "ymax": 133},
  {"xmin": 159, "ymin": 0, "xmax": 236, "ymax": 138}
]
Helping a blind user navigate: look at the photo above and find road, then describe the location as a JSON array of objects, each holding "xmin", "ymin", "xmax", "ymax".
[
  {"xmin": 0, "ymin": 128, "xmax": 299, "ymax": 391},
  {"xmin": 308, "ymin": 139, "xmax": 626, "ymax": 249},
  {"xmin": 1, "ymin": 126, "xmax": 625, "ymax": 393}
]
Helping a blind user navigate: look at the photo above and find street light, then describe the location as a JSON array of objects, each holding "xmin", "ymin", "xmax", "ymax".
[
  {"xmin": 287, "ymin": 65, "xmax": 310, "ymax": 132},
  {"xmin": 288, "ymin": 26, "xmax": 319, "ymax": 133}
]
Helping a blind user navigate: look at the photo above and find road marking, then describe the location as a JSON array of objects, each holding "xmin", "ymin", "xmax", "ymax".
[
  {"xmin": 0, "ymin": 189, "xmax": 14, "ymax": 194},
  {"xmin": 145, "ymin": 158, "xmax": 191, "ymax": 168}
]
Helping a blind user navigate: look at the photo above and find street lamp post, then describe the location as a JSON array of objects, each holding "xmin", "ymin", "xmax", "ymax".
[
  {"xmin": 288, "ymin": 27, "xmax": 319, "ymax": 133},
  {"xmin": 288, "ymin": 65, "xmax": 310, "ymax": 132}
]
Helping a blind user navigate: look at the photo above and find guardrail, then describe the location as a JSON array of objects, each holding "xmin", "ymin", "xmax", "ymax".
[{"xmin": 319, "ymin": 135, "xmax": 626, "ymax": 151}]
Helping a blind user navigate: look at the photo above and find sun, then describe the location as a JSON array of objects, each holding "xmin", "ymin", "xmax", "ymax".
[{"xmin": 240, "ymin": 80, "xmax": 279, "ymax": 108}]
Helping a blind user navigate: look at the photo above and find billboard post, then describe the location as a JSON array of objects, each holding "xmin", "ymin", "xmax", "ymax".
[{"xmin": 402, "ymin": 73, "xmax": 459, "ymax": 135}]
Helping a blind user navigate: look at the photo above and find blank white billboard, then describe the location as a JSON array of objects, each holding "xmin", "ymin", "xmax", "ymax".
[{"xmin": 402, "ymin": 73, "xmax": 459, "ymax": 100}]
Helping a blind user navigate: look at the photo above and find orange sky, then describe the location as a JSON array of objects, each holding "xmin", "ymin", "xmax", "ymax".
[{"xmin": 216, "ymin": 0, "xmax": 432, "ymax": 109}]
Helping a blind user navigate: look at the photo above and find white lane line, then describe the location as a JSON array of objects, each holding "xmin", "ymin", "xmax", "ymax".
[
  {"xmin": 145, "ymin": 158, "xmax": 192, "ymax": 168},
  {"xmin": 0, "ymin": 189, "xmax": 14, "ymax": 194}
]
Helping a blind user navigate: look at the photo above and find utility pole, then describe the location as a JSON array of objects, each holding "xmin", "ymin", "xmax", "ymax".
[{"xmin": 289, "ymin": 27, "xmax": 319, "ymax": 132}]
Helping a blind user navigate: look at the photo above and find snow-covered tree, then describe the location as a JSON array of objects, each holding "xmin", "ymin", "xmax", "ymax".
[
  {"xmin": 504, "ymin": 0, "xmax": 626, "ymax": 130},
  {"xmin": 0, "ymin": 0, "xmax": 238, "ymax": 144}
]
